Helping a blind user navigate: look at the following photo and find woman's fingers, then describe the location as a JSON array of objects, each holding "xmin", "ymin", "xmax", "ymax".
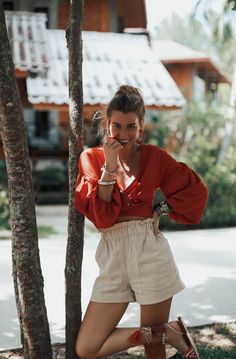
[
  {"xmin": 152, "ymin": 210, "xmax": 161, "ymax": 236},
  {"xmin": 104, "ymin": 137, "xmax": 122, "ymax": 149}
]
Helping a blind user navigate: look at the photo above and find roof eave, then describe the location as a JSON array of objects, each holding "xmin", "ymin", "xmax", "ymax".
[
  {"xmin": 32, "ymin": 102, "xmax": 185, "ymax": 112},
  {"xmin": 162, "ymin": 58, "xmax": 230, "ymax": 84}
]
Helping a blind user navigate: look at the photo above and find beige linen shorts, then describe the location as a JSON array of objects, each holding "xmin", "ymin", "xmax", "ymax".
[{"xmin": 91, "ymin": 218, "xmax": 185, "ymax": 305}]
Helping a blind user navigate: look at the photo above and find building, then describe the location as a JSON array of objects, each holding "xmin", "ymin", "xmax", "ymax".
[
  {"xmin": 0, "ymin": 1, "xmax": 186, "ymax": 201},
  {"xmin": 152, "ymin": 39, "xmax": 229, "ymax": 101}
]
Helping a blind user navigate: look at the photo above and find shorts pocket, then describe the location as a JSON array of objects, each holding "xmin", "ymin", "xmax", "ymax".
[{"xmin": 95, "ymin": 238, "xmax": 109, "ymax": 268}]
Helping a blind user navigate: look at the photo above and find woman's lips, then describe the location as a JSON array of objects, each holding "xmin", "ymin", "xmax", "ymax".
[{"xmin": 118, "ymin": 140, "xmax": 129, "ymax": 144}]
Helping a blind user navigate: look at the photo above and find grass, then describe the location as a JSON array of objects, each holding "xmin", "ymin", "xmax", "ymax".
[
  {"xmin": 0, "ymin": 226, "xmax": 56, "ymax": 240},
  {"xmin": 110, "ymin": 322, "xmax": 236, "ymax": 359},
  {"xmin": 174, "ymin": 347, "xmax": 236, "ymax": 358},
  {"xmin": 37, "ymin": 225, "xmax": 57, "ymax": 238}
]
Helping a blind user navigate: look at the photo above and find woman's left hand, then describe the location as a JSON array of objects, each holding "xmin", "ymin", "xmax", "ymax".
[{"xmin": 152, "ymin": 210, "xmax": 161, "ymax": 236}]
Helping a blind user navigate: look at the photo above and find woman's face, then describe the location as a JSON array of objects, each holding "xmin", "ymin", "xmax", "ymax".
[{"xmin": 108, "ymin": 111, "xmax": 144, "ymax": 148}]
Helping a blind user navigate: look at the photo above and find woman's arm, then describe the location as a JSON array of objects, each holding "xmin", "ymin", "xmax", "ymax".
[
  {"xmin": 159, "ymin": 151, "xmax": 208, "ymax": 225},
  {"xmin": 98, "ymin": 137, "xmax": 122, "ymax": 202},
  {"xmin": 74, "ymin": 147, "xmax": 122, "ymax": 229}
]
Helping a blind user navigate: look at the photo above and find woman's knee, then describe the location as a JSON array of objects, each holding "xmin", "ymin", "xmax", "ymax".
[{"xmin": 75, "ymin": 339, "xmax": 99, "ymax": 359}]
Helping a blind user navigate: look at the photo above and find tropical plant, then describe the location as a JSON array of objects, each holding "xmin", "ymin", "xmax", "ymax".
[
  {"xmin": 155, "ymin": 3, "xmax": 236, "ymax": 74},
  {"xmin": 193, "ymin": 0, "xmax": 236, "ymax": 42}
]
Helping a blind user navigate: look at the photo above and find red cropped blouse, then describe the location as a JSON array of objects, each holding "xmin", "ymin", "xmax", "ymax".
[{"xmin": 75, "ymin": 144, "xmax": 208, "ymax": 229}]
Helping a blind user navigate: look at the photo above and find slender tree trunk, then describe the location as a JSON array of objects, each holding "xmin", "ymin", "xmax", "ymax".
[
  {"xmin": 65, "ymin": 1, "xmax": 84, "ymax": 358},
  {"xmin": 0, "ymin": 3, "xmax": 52, "ymax": 359}
]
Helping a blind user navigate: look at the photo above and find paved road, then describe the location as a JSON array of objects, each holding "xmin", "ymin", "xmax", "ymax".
[{"xmin": 0, "ymin": 205, "xmax": 236, "ymax": 350}]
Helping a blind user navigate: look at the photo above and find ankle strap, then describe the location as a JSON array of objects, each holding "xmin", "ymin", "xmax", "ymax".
[{"xmin": 165, "ymin": 323, "xmax": 184, "ymax": 335}]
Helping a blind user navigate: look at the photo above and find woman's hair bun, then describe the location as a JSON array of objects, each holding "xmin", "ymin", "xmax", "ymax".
[
  {"xmin": 107, "ymin": 84, "xmax": 145, "ymax": 121},
  {"xmin": 116, "ymin": 85, "xmax": 143, "ymax": 98}
]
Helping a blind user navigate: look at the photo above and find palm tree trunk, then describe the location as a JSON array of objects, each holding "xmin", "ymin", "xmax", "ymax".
[
  {"xmin": 65, "ymin": 1, "xmax": 84, "ymax": 358},
  {"xmin": 0, "ymin": 4, "xmax": 52, "ymax": 358}
]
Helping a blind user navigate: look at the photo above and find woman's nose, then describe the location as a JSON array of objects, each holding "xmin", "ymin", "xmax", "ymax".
[{"xmin": 119, "ymin": 127, "xmax": 128, "ymax": 138}]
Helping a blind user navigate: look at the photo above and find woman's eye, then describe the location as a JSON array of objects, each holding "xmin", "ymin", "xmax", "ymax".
[
  {"xmin": 127, "ymin": 124, "xmax": 137, "ymax": 129},
  {"xmin": 112, "ymin": 124, "xmax": 121, "ymax": 128}
]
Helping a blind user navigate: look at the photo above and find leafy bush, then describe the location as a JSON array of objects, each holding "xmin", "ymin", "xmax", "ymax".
[
  {"xmin": 0, "ymin": 187, "xmax": 10, "ymax": 230},
  {"xmin": 34, "ymin": 167, "xmax": 68, "ymax": 192},
  {"xmin": 0, "ymin": 161, "xmax": 10, "ymax": 230},
  {"xmin": 0, "ymin": 160, "xmax": 8, "ymax": 188}
]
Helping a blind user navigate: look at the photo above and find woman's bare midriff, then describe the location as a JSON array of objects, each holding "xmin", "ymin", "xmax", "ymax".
[{"xmin": 116, "ymin": 216, "xmax": 149, "ymax": 223}]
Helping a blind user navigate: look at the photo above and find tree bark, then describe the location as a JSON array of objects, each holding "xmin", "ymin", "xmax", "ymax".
[
  {"xmin": 0, "ymin": 3, "xmax": 52, "ymax": 359},
  {"xmin": 65, "ymin": 1, "xmax": 84, "ymax": 359}
]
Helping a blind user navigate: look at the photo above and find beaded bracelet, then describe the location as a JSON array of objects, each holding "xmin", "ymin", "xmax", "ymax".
[
  {"xmin": 153, "ymin": 201, "xmax": 172, "ymax": 216},
  {"xmin": 98, "ymin": 179, "xmax": 115, "ymax": 186}
]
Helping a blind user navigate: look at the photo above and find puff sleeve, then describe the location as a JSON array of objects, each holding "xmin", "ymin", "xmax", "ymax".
[
  {"xmin": 74, "ymin": 149, "xmax": 122, "ymax": 229},
  {"xmin": 159, "ymin": 150, "xmax": 208, "ymax": 224}
]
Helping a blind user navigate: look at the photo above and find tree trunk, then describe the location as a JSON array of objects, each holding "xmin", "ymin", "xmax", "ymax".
[
  {"xmin": 0, "ymin": 4, "xmax": 52, "ymax": 359},
  {"xmin": 65, "ymin": 1, "xmax": 84, "ymax": 359}
]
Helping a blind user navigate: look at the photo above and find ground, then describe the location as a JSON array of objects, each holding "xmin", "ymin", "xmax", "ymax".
[{"xmin": 0, "ymin": 322, "xmax": 235, "ymax": 359}]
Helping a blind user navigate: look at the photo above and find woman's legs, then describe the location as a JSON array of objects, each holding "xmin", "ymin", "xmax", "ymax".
[
  {"xmin": 76, "ymin": 299, "xmax": 195, "ymax": 359},
  {"xmin": 140, "ymin": 298, "xmax": 172, "ymax": 359},
  {"xmin": 76, "ymin": 301, "xmax": 142, "ymax": 359}
]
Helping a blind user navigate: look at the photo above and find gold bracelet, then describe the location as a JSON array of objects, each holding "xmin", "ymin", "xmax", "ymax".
[{"xmin": 98, "ymin": 179, "xmax": 115, "ymax": 186}]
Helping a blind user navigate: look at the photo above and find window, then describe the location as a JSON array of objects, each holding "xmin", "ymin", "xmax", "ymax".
[
  {"xmin": 34, "ymin": 7, "xmax": 49, "ymax": 28},
  {"xmin": 3, "ymin": 1, "xmax": 14, "ymax": 10},
  {"xmin": 35, "ymin": 111, "xmax": 49, "ymax": 139}
]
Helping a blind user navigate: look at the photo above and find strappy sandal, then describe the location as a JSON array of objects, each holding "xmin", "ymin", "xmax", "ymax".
[
  {"xmin": 153, "ymin": 317, "xmax": 200, "ymax": 359},
  {"xmin": 177, "ymin": 317, "xmax": 200, "ymax": 359},
  {"xmin": 128, "ymin": 317, "xmax": 199, "ymax": 359}
]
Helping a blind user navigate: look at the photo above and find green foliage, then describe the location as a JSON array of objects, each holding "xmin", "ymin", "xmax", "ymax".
[
  {"xmin": 0, "ymin": 160, "xmax": 8, "ymax": 188},
  {"xmin": 0, "ymin": 187, "xmax": 10, "ymax": 230},
  {"xmin": 201, "ymin": 152, "xmax": 236, "ymax": 228},
  {"xmin": 0, "ymin": 161, "xmax": 10, "ymax": 230},
  {"xmin": 155, "ymin": 10, "xmax": 236, "ymax": 75},
  {"xmin": 35, "ymin": 167, "xmax": 68, "ymax": 192},
  {"xmin": 37, "ymin": 225, "xmax": 56, "ymax": 238},
  {"xmin": 145, "ymin": 112, "xmax": 168, "ymax": 148}
]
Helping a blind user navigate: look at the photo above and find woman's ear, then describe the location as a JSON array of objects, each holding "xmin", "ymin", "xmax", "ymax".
[{"xmin": 139, "ymin": 119, "xmax": 144, "ymax": 131}]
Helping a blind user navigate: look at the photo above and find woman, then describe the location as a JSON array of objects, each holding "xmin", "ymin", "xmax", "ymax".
[{"xmin": 74, "ymin": 85, "xmax": 208, "ymax": 359}]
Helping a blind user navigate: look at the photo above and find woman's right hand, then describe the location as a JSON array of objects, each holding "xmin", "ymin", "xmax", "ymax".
[{"xmin": 103, "ymin": 137, "xmax": 122, "ymax": 171}]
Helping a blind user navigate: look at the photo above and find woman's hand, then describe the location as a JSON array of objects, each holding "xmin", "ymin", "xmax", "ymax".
[
  {"xmin": 152, "ymin": 209, "xmax": 161, "ymax": 236},
  {"xmin": 103, "ymin": 137, "xmax": 122, "ymax": 170}
]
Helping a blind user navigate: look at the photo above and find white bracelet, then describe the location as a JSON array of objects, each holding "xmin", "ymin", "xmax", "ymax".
[{"xmin": 98, "ymin": 179, "xmax": 115, "ymax": 186}]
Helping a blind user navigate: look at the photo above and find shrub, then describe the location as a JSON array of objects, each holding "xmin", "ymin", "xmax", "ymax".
[
  {"xmin": 0, "ymin": 161, "xmax": 10, "ymax": 230},
  {"xmin": 0, "ymin": 187, "xmax": 10, "ymax": 230}
]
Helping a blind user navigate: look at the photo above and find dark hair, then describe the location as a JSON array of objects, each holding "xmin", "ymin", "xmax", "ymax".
[
  {"xmin": 92, "ymin": 85, "xmax": 145, "ymax": 141},
  {"xmin": 107, "ymin": 85, "xmax": 145, "ymax": 121}
]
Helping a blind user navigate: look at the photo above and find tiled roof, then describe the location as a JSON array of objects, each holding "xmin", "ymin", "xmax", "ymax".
[
  {"xmin": 5, "ymin": 11, "xmax": 186, "ymax": 107},
  {"xmin": 152, "ymin": 40, "xmax": 207, "ymax": 62},
  {"xmin": 28, "ymin": 31, "xmax": 186, "ymax": 107},
  {"xmin": 5, "ymin": 11, "xmax": 48, "ymax": 72}
]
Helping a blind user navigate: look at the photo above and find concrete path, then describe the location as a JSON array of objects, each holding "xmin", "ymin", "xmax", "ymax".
[{"xmin": 0, "ymin": 205, "xmax": 236, "ymax": 350}]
